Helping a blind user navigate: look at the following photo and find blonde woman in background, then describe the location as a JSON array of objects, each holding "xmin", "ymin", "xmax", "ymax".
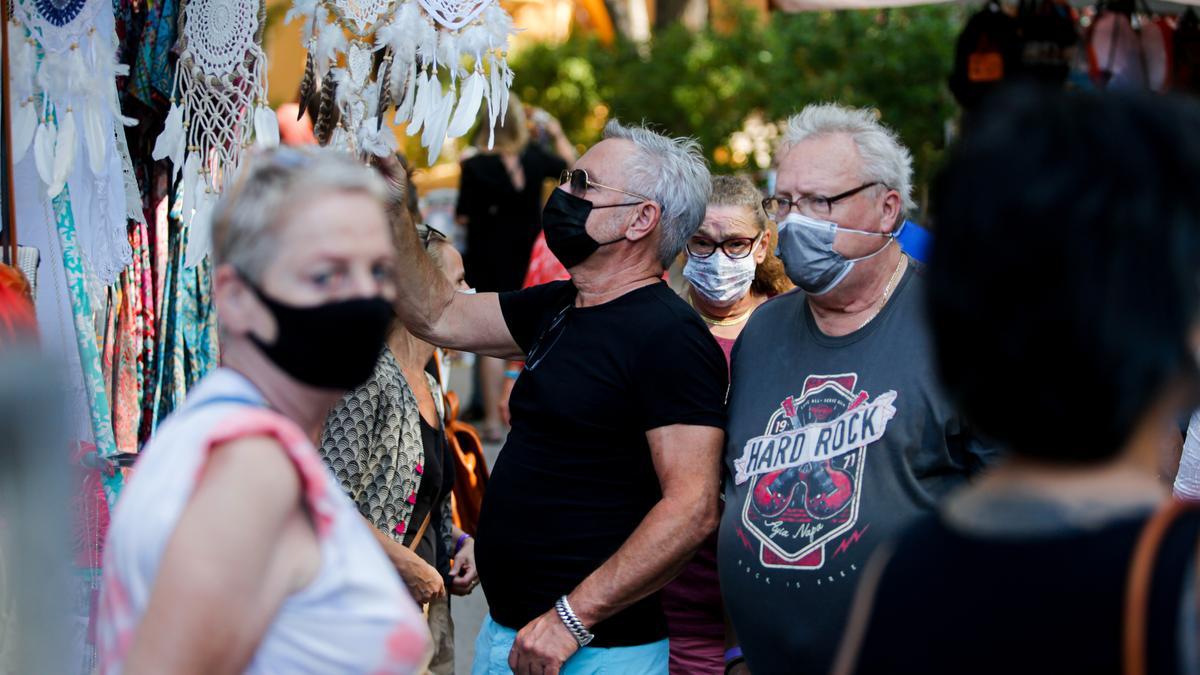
[
  {"xmin": 455, "ymin": 97, "xmax": 575, "ymax": 441},
  {"xmin": 667, "ymin": 174, "xmax": 791, "ymax": 674}
]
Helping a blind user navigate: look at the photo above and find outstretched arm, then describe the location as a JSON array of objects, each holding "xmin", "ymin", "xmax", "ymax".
[{"xmin": 382, "ymin": 156, "xmax": 524, "ymax": 360}]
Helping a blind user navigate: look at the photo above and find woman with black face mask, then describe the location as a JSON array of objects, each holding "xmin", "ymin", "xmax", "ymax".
[
  {"xmin": 321, "ymin": 155, "xmax": 481, "ymax": 675},
  {"xmin": 96, "ymin": 146, "xmax": 431, "ymax": 675}
]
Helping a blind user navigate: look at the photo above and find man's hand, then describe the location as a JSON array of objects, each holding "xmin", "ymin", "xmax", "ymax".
[
  {"xmin": 507, "ymin": 608, "xmax": 580, "ymax": 675},
  {"xmin": 399, "ymin": 556, "xmax": 446, "ymax": 605},
  {"xmin": 449, "ymin": 537, "xmax": 479, "ymax": 596}
]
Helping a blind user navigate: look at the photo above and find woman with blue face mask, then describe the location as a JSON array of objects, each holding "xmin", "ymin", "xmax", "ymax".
[
  {"xmin": 667, "ymin": 175, "xmax": 791, "ymax": 675},
  {"xmin": 681, "ymin": 175, "xmax": 793, "ymax": 366}
]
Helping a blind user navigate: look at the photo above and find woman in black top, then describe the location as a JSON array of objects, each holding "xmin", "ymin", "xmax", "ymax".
[
  {"xmin": 832, "ymin": 89, "xmax": 1200, "ymax": 675},
  {"xmin": 455, "ymin": 98, "xmax": 575, "ymax": 441},
  {"xmin": 321, "ymin": 157, "xmax": 481, "ymax": 675}
]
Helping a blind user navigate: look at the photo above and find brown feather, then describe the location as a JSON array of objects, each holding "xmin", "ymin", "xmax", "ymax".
[
  {"xmin": 375, "ymin": 50, "xmax": 394, "ymax": 131},
  {"xmin": 296, "ymin": 53, "xmax": 315, "ymax": 121},
  {"xmin": 314, "ymin": 71, "xmax": 338, "ymax": 146}
]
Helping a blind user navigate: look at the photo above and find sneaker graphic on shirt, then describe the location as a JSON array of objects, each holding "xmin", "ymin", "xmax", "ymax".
[{"xmin": 732, "ymin": 373, "xmax": 897, "ymax": 570}]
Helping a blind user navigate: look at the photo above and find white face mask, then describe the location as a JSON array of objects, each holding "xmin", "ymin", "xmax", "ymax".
[{"xmin": 683, "ymin": 237, "xmax": 761, "ymax": 307}]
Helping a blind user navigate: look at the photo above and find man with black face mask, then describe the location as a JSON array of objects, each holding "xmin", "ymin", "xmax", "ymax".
[
  {"xmin": 392, "ymin": 120, "xmax": 727, "ymax": 674},
  {"xmin": 718, "ymin": 104, "xmax": 998, "ymax": 675}
]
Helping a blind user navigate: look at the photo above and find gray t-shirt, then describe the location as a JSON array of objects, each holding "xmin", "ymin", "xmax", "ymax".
[{"xmin": 718, "ymin": 266, "xmax": 997, "ymax": 675}]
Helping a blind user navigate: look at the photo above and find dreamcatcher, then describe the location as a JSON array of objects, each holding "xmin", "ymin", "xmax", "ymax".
[
  {"xmin": 152, "ymin": 0, "xmax": 278, "ymax": 268},
  {"xmin": 10, "ymin": 0, "xmax": 134, "ymax": 199},
  {"xmin": 287, "ymin": 0, "xmax": 515, "ymax": 163}
]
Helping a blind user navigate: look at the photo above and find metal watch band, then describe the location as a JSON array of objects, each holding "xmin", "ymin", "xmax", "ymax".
[{"xmin": 554, "ymin": 596, "xmax": 595, "ymax": 647}]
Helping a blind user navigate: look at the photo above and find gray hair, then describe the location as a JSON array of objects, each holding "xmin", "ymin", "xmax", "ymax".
[
  {"xmin": 603, "ymin": 120, "xmax": 711, "ymax": 267},
  {"xmin": 777, "ymin": 103, "xmax": 915, "ymax": 214},
  {"xmin": 211, "ymin": 146, "xmax": 389, "ymax": 282}
]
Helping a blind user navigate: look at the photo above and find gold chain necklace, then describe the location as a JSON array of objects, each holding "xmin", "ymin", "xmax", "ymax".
[
  {"xmin": 857, "ymin": 254, "xmax": 907, "ymax": 330},
  {"xmin": 688, "ymin": 294, "xmax": 756, "ymax": 327}
]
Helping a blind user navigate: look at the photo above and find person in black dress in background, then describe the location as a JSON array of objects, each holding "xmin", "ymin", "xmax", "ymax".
[{"xmin": 456, "ymin": 97, "xmax": 576, "ymax": 441}]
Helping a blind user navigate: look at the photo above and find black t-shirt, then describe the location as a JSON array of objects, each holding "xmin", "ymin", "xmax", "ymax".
[
  {"xmin": 406, "ymin": 417, "xmax": 455, "ymax": 575},
  {"xmin": 474, "ymin": 280, "xmax": 728, "ymax": 647}
]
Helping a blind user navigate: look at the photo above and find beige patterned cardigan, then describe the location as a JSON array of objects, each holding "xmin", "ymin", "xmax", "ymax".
[{"xmin": 319, "ymin": 349, "xmax": 454, "ymax": 563}]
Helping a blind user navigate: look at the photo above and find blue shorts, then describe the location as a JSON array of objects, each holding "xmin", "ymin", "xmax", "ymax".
[{"xmin": 471, "ymin": 614, "xmax": 669, "ymax": 674}]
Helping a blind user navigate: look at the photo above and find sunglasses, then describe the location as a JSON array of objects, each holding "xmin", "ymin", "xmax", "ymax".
[
  {"xmin": 559, "ymin": 169, "xmax": 651, "ymax": 203},
  {"xmin": 417, "ymin": 223, "xmax": 449, "ymax": 249}
]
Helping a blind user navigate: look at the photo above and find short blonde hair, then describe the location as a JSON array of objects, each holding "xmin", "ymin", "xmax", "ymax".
[{"xmin": 211, "ymin": 146, "xmax": 388, "ymax": 282}]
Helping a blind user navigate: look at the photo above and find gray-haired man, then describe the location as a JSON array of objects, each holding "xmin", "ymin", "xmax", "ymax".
[
  {"xmin": 719, "ymin": 104, "xmax": 996, "ymax": 675},
  {"xmin": 390, "ymin": 121, "xmax": 728, "ymax": 674}
]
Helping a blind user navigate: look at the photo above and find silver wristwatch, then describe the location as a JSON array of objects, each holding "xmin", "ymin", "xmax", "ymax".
[{"xmin": 554, "ymin": 595, "xmax": 595, "ymax": 647}]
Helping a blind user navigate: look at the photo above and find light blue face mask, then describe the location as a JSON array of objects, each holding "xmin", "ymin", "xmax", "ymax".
[{"xmin": 776, "ymin": 213, "xmax": 901, "ymax": 295}]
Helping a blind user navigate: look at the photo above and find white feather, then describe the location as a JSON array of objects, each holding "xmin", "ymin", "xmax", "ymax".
[
  {"xmin": 33, "ymin": 121, "xmax": 56, "ymax": 188},
  {"xmin": 82, "ymin": 101, "xmax": 108, "ymax": 175},
  {"xmin": 48, "ymin": 109, "xmax": 76, "ymax": 198},
  {"xmin": 423, "ymin": 86, "xmax": 456, "ymax": 164},
  {"xmin": 182, "ymin": 153, "xmax": 200, "ymax": 221},
  {"xmin": 483, "ymin": 5, "xmax": 516, "ymax": 46},
  {"xmin": 254, "ymin": 106, "xmax": 280, "ymax": 148},
  {"xmin": 394, "ymin": 61, "xmax": 418, "ymax": 125},
  {"xmin": 152, "ymin": 103, "xmax": 184, "ymax": 161},
  {"xmin": 315, "ymin": 25, "xmax": 348, "ymax": 76},
  {"xmin": 415, "ymin": 16, "xmax": 439, "ymax": 66},
  {"xmin": 438, "ymin": 33, "xmax": 461, "ymax": 78},
  {"xmin": 407, "ymin": 71, "xmax": 432, "ymax": 134},
  {"xmin": 447, "ymin": 71, "xmax": 484, "ymax": 139},
  {"xmin": 185, "ymin": 191, "xmax": 217, "ymax": 268},
  {"xmin": 460, "ymin": 25, "xmax": 490, "ymax": 64},
  {"xmin": 12, "ymin": 100, "xmax": 36, "ymax": 164}
]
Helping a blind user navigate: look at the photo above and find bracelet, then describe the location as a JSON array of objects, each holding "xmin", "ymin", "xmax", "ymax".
[
  {"xmin": 553, "ymin": 595, "xmax": 595, "ymax": 647},
  {"xmin": 724, "ymin": 646, "xmax": 743, "ymax": 663},
  {"xmin": 504, "ymin": 369, "xmax": 521, "ymax": 380},
  {"xmin": 724, "ymin": 656, "xmax": 746, "ymax": 674},
  {"xmin": 455, "ymin": 533, "xmax": 471, "ymax": 554}
]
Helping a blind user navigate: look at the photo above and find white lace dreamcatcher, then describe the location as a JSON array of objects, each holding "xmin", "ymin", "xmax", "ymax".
[
  {"xmin": 153, "ymin": 0, "xmax": 279, "ymax": 268},
  {"xmin": 8, "ymin": 0, "xmax": 141, "ymax": 285},
  {"xmin": 287, "ymin": 0, "xmax": 515, "ymax": 163}
]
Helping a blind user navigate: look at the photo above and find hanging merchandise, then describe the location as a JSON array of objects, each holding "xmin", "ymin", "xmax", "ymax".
[
  {"xmin": 9, "ymin": 0, "xmax": 142, "ymax": 287},
  {"xmin": 287, "ymin": 0, "xmax": 516, "ymax": 163},
  {"xmin": 1014, "ymin": 0, "xmax": 1079, "ymax": 87},
  {"xmin": 152, "ymin": 0, "xmax": 278, "ymax": 268},
  {"xmin": 949, "ymin": 0, "xmax": 1021, "ymax": 111}
]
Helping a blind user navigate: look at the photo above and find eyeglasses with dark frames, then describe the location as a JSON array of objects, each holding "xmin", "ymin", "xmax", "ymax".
[
  {"xmin": 686, "ymin": 231, "xmax": 764, "ymax": 260},
  {"xmin": 559, "ymin": 169, "xmax": 652, "ymax": 204},
  {"xmin": 762, "ymin": 182, "xmax": 881, "ymax": 221}
]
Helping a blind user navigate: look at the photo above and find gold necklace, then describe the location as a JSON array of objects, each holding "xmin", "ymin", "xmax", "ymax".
[
  {"xmin": 689, "ymin": 294, "xmax": 756, "ymax": 326},
  {"xmin": 699, "ymin": 307, "xmax": 754, "ymax": 327},
  {"xmin": 857, "ymin": 254, "xmax": 907, "ymax": 330}
]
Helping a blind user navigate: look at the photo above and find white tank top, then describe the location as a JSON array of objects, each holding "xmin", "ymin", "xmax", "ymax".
[{"xmin": 97, "ymin": 369, "xmax": 430, "ymax": 674}]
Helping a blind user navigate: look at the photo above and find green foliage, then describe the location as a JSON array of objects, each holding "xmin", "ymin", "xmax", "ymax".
[{"xmin": 511, "ymin": 5, "xmax": 962, "ymax": 205}]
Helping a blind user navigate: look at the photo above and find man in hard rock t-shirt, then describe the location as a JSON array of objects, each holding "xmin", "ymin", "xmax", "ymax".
[{"xmin": 719, "ymin": 104, "xmax": 997, "ymax": 675}]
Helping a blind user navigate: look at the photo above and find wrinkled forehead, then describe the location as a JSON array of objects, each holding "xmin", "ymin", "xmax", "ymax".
[
  {"xmin": 699, "ymin": 204, "xmax": 762, "ymax": 239},
  {"xmin": 775, "ymin": 133, "xmax": 864, "ymax": 195},
  {"xmin": 576, "ymin": 138, "xmax": 636, "ymax": 187}
]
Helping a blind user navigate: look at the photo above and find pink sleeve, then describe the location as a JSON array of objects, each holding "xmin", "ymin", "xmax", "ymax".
[{"xmin": 198, "ymin": 408, "xmax": 338, "ymax": 538}]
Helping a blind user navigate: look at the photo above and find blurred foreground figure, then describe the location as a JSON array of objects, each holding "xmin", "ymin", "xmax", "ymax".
[
  {"xmin": 0, "ymin": 271, "xmax": 71, "ymax": 674},
  {"xmin": 834, "ymin": 89, "xmax": 1200, "ymax": 675},
  {"xmin": 96, "ymin": 147, "xmax": 430, "ymax": 674}
]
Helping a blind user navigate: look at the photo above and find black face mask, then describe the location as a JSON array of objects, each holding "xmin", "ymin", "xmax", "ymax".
[
  {"xmin": 542, "ymin": 188, "xmax": 632, "ymax": 269},
  {"xmin": 244, "ymin": 279, "xmax": 394, "ymax": 391}
]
